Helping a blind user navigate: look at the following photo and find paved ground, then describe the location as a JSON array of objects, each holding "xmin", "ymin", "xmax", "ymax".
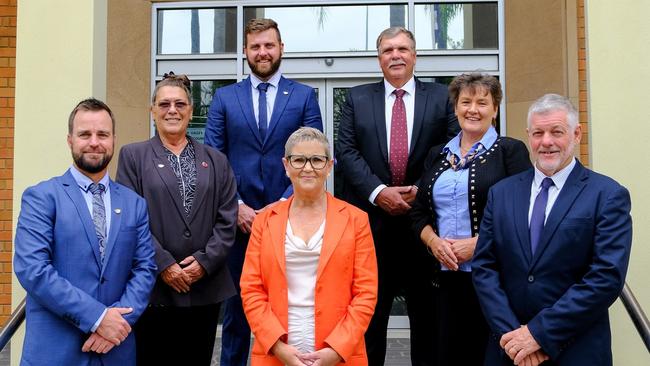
[{"xmin": 0, "ymin": 331, "xmax": 411, "ymax": 365}]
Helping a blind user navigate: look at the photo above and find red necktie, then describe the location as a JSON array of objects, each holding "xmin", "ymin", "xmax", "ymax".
[{"xmin": 390, "ymin": 89, "xmax": 408, "ymax": 186}]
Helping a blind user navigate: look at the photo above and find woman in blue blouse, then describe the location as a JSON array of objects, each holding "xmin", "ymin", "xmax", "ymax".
[{"xmin": 410, "ymin": 73, "xmax": 532, "ymax": 365}]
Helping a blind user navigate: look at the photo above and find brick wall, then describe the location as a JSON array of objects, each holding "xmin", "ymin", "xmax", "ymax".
[
  {"xmin": 0, "ymin": 0, "xmax": 15, "ymax": 325},
  {"xmin": 577, "ymin": 0, "xmax": 589, "ymax": 165}
]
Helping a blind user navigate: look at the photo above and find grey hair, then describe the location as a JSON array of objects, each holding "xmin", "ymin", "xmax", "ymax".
[
  {"xmin": 284, "ymin": 127, "xmax": 330, "ymax": 159},
  {"xmin": 527, "ymin": 93, "xmax": 579, "ymax": 130},
  {"xmin": 376, "ymin": 27, "xmax": 416, "ymax": 53}
]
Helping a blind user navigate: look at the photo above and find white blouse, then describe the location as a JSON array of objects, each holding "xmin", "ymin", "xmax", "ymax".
[{"xmin": 285, "ymin": 220, "xmax": 325, "ymax": 353}]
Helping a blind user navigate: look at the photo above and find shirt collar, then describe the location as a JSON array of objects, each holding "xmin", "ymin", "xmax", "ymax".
[
  {"xmin": 250, "ymin": 71, "xmax": 282, "ymax": 90},
  {"xmin": 443, "ymin": 126, "xmax": 498, "ymax": 156},
  {"xmin": 69, "ymin": 165, "xmax": 110, "ymax": 192},
  {"xmin": 533, "ymin": 157, "xmax": 576, "ymax": 191},
  {"xmin": 384, "ymin": 76, "xmax": 416, "ymax": 99}
]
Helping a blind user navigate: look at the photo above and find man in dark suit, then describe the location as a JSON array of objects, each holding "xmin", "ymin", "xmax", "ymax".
[
  {"xmin": 204, "ymin": 18, "xmax": 323, "ymax": 366},
  {"xmin": 472, "ymin": 94, "xmax": 632, "ymax": 366},
  {"xmin": 336, "ymin": 27, "xmax": 458, "ymax": 366},
  {"xmin": 14, "ymin": 98, "xmax": 157, "ymax": 366}
]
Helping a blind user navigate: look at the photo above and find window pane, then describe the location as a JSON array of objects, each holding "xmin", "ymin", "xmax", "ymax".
[
  {"xmin": 414, "ymin": 3, "xmax": 498, "ymax": 50},
  {"xmin": 157, "ymin": 8, "xmax": 237, "ymax": 54},
  {"xmin": 187, "ymin": 80, "xmax": 237, "ymax": 143},
  {"xmin": 244, "ymin": 5, "xmax": 407, "ymax": 52}
]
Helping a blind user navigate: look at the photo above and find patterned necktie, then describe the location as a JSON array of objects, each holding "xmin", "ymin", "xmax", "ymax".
[
  {"xmin": 389, "ymin": 89, "xmax": 408, "ymax": 186},
  {"xmin": 530, "ymin": 177, "xmax": 554, "ymax": 255},
  {"xmin": 89, "ymin": 183, "xmax": 107, "ymax": 262},
  {"xmin": 257, "ymin": 82, "xmax": 270, "ymax": 142}
]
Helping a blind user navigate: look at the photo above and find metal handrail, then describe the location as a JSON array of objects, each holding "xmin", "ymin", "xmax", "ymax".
[
  {"xmin": 0, "ymin": 297, "xmax": 26, "ymax": 352},
  {"xmin": 619, "ymin": 283, "xmax": 650, "ymax": 353},
  {"xmin": 0, "ymin": 283, "xmax": 646, "ymax": 355}
]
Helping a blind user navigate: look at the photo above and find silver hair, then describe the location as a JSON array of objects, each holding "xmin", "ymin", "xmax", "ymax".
[
  {"xmin": 284, "ymin": 127, "xmax": 330, "ymax": 159},
  {"xmin": 527, "ymin": 93, "xmax": 579, "ymax": 130},
  {"xmin": 376, "ymin": 27, "xmax": 416, "ymax": 53}
]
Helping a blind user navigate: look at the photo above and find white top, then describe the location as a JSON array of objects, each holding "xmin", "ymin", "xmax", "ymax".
[
  {"xmin": 528, "ymin": 157, "xmax": 577, "ymax": 225},
  {"xmin": 285, "ymin": 219, "xmax": 325, "ymax": 353},
  {"xmin": 369, "ymin": 76, "xmax": 416, "ymax": 204}
]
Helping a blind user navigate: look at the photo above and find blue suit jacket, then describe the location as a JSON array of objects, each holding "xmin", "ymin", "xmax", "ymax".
[
  {"xmin": 472, "ymin": 161, "xmax": 632, "ymax": 365},
  {"xmin": 204, "ymin": 75, "xmax": 322, "ymax": 209},
  {"xmin": 14, "ymin": 170, "xmax": 157, "ymax": 366}
]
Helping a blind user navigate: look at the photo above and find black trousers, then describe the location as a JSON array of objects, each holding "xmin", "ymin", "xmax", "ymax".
[
  {"xmin": 364, "ymin": 214, "xmax": 438, "ymax": 366},
  {"xmin": 135, "ymin": 303, "xmax": 220, "ymax": 366},
  {"xmin": 436, "ymin": 271, "xmax": 488, "ymax": 365}
]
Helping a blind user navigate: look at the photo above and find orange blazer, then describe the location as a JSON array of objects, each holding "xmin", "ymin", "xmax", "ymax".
[{"xmin": 241, "ymin": 193, "xmax": 378, "ymax": 366}]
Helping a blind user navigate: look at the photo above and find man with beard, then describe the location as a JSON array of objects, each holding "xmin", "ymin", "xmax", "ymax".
[
  {"xmin": 205, "ymin": 18, "xmax": 322, "ymax": 366},
  {"xmin": 13, "ymin": 98, "xmax": 156, "ymax": 365},
  {"xmin": 472, "ymin": 94, "xmax": 632, "ymax": 366}
]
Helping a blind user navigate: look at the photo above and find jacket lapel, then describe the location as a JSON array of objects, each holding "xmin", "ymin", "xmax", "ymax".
[
  {"xmin": 235, "ymin": 77, "xmax": 262, "ymax": 145},
  {"xmin": 102, "ymin": 180, "xmax": 123, "ymax": 272},
  {"xmin": 150, "ymin": 136, "xmax": 190, "ymax": 227},
  {"xmin": 269, "ymin": 199, "xmax": 290, "ymax": 277},
  {"xmin": 266, "ymin": 76, "xmax": 292, "ymax": 144},
  {"xmin": 187, "ymin": 137, "xmax": 210, "ymax": 224},
  {"xmin": 531, "ymin": 162, "xmax": 588, "ymax": 268},
  {"xmin": 410, "ymin": 79, "xmax": 427, "ymax": 155},
  {"xmin": 372, "ymin": 82, "xmax": 389, "ymax": 164},
  {"xmin": 514, "ymin": 170, "xmax": 535, "ymax": 265},
  {"xmin": 61, "ymin": 171, "xmax": 102, "ymax": 268},
  {"xmin": 316, "ymin": 194, "xmax": 347, "ymax": 281}
]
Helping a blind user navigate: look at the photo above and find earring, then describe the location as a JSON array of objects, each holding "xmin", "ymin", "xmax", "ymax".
[{"xmin": 286, "ymin": 171, "xmax": 290, "ymax": 177}]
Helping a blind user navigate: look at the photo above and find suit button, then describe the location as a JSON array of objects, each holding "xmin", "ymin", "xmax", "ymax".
[
  {"xmin": 100, "ymin": 277, "xmax": 106, "ymax": 284},
  {"xmin": 183, "ymin": 230, "xmax": 191, "ymax": 238},
  {"xmin": 528, "ymin": 275, "xmax": 535, "ymax": 283}
]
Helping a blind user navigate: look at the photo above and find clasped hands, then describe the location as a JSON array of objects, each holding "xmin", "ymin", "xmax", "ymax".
[
  {"xmin": 500, "ymin": 325, "xmax": 549, "ymax": 366},
  {"xmin": 272, "ymin": 340, "xmax": 342, "ymax": 366},
  {"xmin": 375, "ymin": 186, "xmax": 417, "ymax": 216},
  {"xmin": 81, "ymin": 306, "xmax": 133, "ymax": 354},
  {"xmin": 426, "ymin": 236, "xmax": 476, "ymax": 270},
  {"xmin": 161, "ymin": 255, "xmax": 206, "ymax": 293}
]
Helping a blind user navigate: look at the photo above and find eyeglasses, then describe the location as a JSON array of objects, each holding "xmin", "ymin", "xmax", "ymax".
[
  {"xmin": 156, "ymin": 101, "xmax": 189, "ymax": 111},
  {"xmin": 287, "ymin": 155, "xmax": 329, "ymax": 170}
]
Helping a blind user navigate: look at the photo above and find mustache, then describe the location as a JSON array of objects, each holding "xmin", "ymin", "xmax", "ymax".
[{"xmin": 389, "ymin": 60, "xmax": 406, "ymax": 67}]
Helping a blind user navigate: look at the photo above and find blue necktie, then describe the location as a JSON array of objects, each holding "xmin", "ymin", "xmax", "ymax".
[
  {"xmin": 257, "ymin": 82, "xmax": 270, "ymax": 142},
  {"xmin": 89, "ymin": 183, "xmax": 107, "ymax": 262},
  {"xmin": 530, "ymin": 177, "xmax": 554, "ymax": 255}
]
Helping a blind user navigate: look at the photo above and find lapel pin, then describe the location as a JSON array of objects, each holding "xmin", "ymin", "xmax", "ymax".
[
  {"xmin": 114, "ymin": 208, "xmax": 121, "ymax": 214},
  {"xmin": 202, "ymin": 161, "xmax": 208, "ymax": 168},
  {"xmin": 283, "ymin": 91, "xmax": 289, "ymax": 95},
  {"xmin": 157, "ymin": 164, "xmax": 164, "ymax": 168}
]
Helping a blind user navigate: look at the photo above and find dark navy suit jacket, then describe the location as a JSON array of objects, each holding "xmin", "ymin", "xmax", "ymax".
[
  {"xmin": 14, "ymin": 170, "xmax": 157, "ymax": 366},
  {"xmin": 204, "ymin": 75, "xmax": 322, "ymax": 209},
  {"xmin": 472, "ymin": 161, "xmax": 632, "ymax": 365}
]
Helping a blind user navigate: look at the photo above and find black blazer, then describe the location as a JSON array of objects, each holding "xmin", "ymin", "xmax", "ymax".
[
  {"xmin": 336, "ymin": 79, "xmax": 459, "ymax": 215},
  {"xmin": 116, "ymin": 135, "xmax": 238, "ymax": 306},
  {"xmin": 410, "ymin": 136, "xmax": 531, "ymax": 239}
]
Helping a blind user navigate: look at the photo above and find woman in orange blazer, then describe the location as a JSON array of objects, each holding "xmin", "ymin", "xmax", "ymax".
[{"xmin": 240, "ymin": 127, "xmax": 378, "ymax": 366}]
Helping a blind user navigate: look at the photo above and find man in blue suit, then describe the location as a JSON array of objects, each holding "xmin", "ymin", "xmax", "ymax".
[
  {"xmin": 472, "ymin": 94, "xmax": 632, "ymax": 366},
  {"xmin": 204, "ymin": 18, "xmax": 323, "ymax": 366},
  {"xmin": 14, "ymin": 98, "xmax": 157, "ymax": 365}
]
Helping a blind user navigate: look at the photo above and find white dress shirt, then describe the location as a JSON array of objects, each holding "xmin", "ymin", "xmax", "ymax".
[
  {"xmin": 528, "ymin": 158, "xmax": 577, "ymax": 225},
  {"xmin": 369, "ymin": 76, "xmax": 417, "ymax": 204},
  {"xmin": 250, "ymin": 71, "xmax": 282, "ymax": 127}
]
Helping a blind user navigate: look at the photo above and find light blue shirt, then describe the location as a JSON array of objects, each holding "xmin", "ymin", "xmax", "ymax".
[
  {"xmin": 250, "ymin": 71, "xmax": 282, "ymax": 127},
  {"xmin": 433, "ymin": 127, "xmax": 497, "ymax": 272},
  {"xmin": 69, "ymin": 165, "xmax": 111, "ymax": 331},
  {"xmin": 528, "ymin": 157, "xmax": 577, "ymax": 225}
]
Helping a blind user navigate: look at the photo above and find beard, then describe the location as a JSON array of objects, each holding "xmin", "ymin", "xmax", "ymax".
[
  {"xmin": 72, "ymin": 151, "xmax": 113, "ymax": 174},
  {"xmin": 248, "ymin": 56, "xmax": 282, "ymax": 80}
]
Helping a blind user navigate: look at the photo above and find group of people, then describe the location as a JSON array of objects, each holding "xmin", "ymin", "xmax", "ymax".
[{"xmin": 13, "ymin": 17, "xmax": 632, "ymax": 366}]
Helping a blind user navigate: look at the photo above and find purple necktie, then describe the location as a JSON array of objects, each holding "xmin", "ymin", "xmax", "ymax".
[
  {"xmin": 530, "ymin": 177, "xmax": 554, "ymax": 254},
  {"xmin": 257, "ymin": 82, "xmax": 269, "ymax": 141},
  {"xmin": 390, "ymin": 89, "xmax": 408, "ymax": 186}
]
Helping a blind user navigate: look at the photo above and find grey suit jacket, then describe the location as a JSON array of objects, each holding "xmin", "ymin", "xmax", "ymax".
[{"xmin": 116, "ymin": 135, "xmax": 238, "ymax": 306}]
